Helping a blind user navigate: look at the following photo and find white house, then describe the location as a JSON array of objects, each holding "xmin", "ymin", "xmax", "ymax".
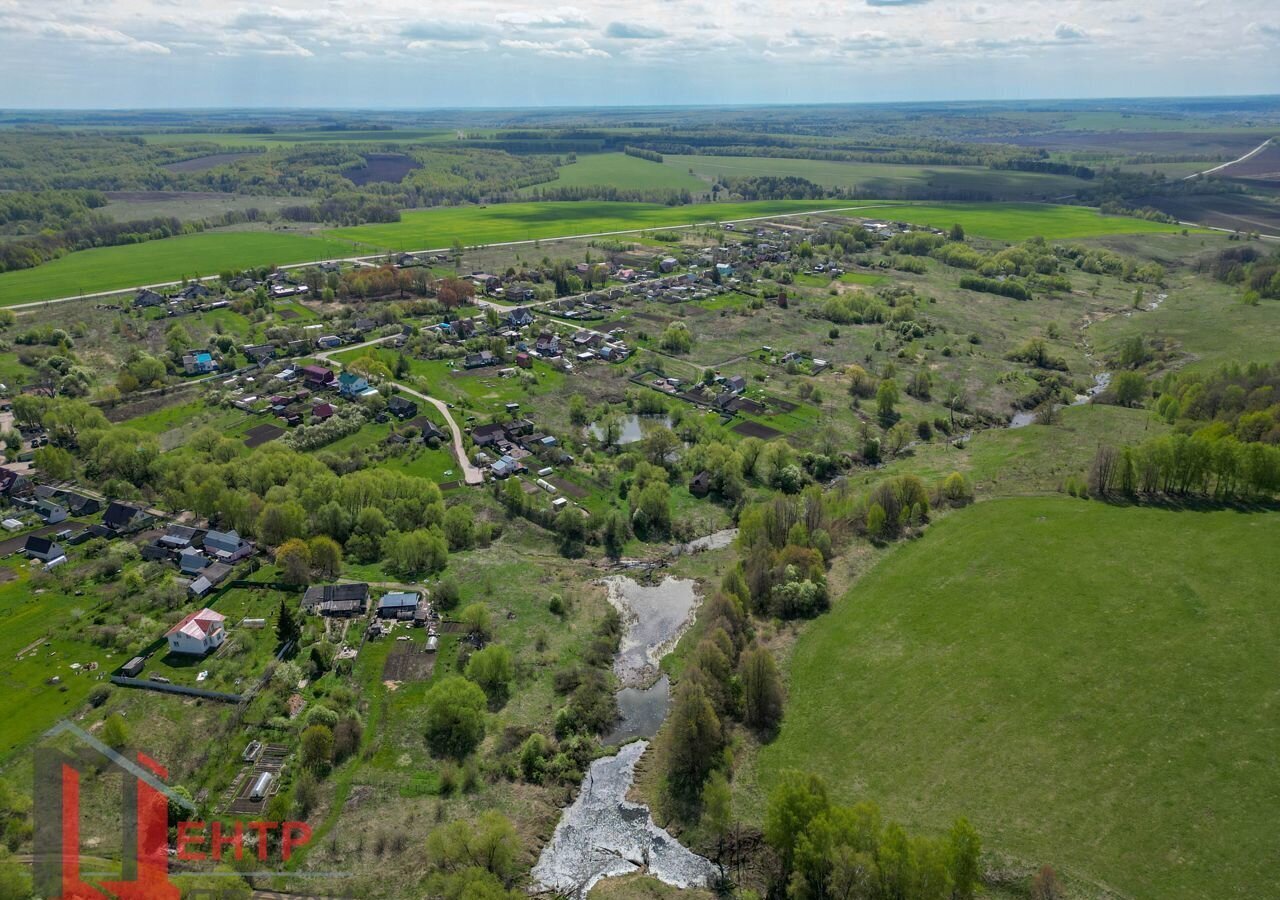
[{"xmin": 165, "ymin": 608, "xmax": 226, "ymax": 656}]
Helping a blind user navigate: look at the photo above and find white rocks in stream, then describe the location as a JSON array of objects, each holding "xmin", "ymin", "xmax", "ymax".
[{"xmin": 531, "ymin": 740, "xmax": 718, "ymax": 897}]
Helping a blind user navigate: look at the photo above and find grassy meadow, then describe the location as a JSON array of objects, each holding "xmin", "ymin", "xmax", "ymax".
[
  {"xmin": 746, "ymin": 497, "xmax": 1280, "ymax": 900},
  {"xmin": 0, "ymin": 230, "xmax": 362, "ymax": 305}
]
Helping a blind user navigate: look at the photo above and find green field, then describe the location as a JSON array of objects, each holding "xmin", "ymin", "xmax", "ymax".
[
  {"xmin": 0, "ymin": 230, "xmax": 362, "ymax": 305},
  {"xmin": 665, "ymin": 155, "xmax": 1091, "ymax": 198},
  {"xmin": 0, "ymin": 563, "xmax": 115, "ymax": 762},
  {"xmin": 523, "ymin": 153, "xmax": 705, "ymax": 194},
  {"xmin": 327, "ymin": 200, "xmax": 876, "ymax": 251},
  {"xmin": 751, "ymin": 498, "xmax": 1280, "ymax": 900},
  {"xmin": 835, "ymin": 202, "xmax": 1192, "ymax": 241}
]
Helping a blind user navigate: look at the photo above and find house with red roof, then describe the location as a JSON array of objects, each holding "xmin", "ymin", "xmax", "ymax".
[{"xmin": 165, "ymin": 608, "xmax": 226, "ymax": 656}]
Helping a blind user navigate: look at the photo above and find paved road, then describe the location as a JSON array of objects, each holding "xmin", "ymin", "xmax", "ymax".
[
  {"xmin": 314, "ymin": 337, "xmax": 484, "ymax": 486},
  {"xmin": 1183, "ymin": 138, "xmax": 1272, "ymax": 180}
]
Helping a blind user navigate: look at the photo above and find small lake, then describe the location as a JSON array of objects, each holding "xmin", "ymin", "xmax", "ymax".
[
  {"xmin": 589, "ymin": 414, "xmax": 673, "ymax": 446},
  {"xmin": 604, "ymin": 674, "xmax": 670, "ymax": 746},
  {"xmin": 603, "ymin": 576, "xmax": 700, "ymax": 687},
  {"xmin": 533, "ymin": 576, "xmax": 713, "ymax": 895},
  {"xmin": 530, "ymin": 740, "xmax": 718, "ymax": 896}
]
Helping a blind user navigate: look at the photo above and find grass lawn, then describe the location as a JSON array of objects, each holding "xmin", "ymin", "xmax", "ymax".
[
  {"xmin": 0, "ymin": 563, "xmax": 116, "ymax": 763},
  {"xmin": 142, "ymin": 588, "xmax": 290, "ymax": 693},
  {"xmin": 0, "ymin": 231, "xmax": 363, "ymax": 305},
  {"xmin": 832, "ymin": 202, "xmax": 1193, "ymax": 241},
  {"xmin": 522, "ymin": 153, "xmax": 705, "ymax": 195},
  {"xmin": 749, "ymin": 497, "xmax": 1280, "ymax": 900},
  {"xmin": 327, "ymin": 200, "xmax": 881, "ymax": 252}
]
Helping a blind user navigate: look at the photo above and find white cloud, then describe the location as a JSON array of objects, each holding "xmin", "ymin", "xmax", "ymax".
[
  {"xmin": 500, "ymin": 36, "xmax": 609, "ymax": 58},
  {"xmin": 1054, "ymin": 22, "xmax": 1090, "ymax": 43},
  {"xmin": 496, "ymin": 7, "xmax": 591, "ymax": 29},
  {"xmin": 0, "ymin": 15, "xmax": 170, "ymax": 54}
]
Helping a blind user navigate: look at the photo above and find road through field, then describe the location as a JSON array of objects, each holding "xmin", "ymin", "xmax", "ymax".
[
  {"xmin": 315, "ymin": 334, "xmax": 484, "ymax": 486},
  {"xmin": 1183, "ymin": 138, "xmax": 1273, "ymax": 180},
  {"xmin": 5, "ymin": 203, "xmax": 891, "ymax": 313}
]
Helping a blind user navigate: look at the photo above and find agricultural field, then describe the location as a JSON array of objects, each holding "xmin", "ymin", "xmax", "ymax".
[
  {"xmin": 524, "ymin": 153, "xmax": 705, "ymax": 194},
  {"xmin": 665, "ymin": 155, "xmax": 1092, "ymax": 199},
  {"xmin": 0, "ymin": 230, "xmax": 362, "ymax": 305},
  {"xmin": 326, "ymin": 200, "xmax": 878, "ymax": 251},
  {"xmin": 99, "ymin": 191, "xmax": 300, "ymax": 223},
  {"xmin": 834, "ymin": 202, "xmax": 1194, "ymax": 241},
  {"xmin": 744, "ymin": 497, "xmax": 1280, "ymax": 900}
]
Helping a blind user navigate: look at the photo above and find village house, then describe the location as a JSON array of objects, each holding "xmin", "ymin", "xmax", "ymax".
[
  {"xmin": 464, "ymin": 350, "xmax": 498, "ymax": 370},
  {"xmin": 103, "ymin": 501, "xmax": 150, "ymax": 533},
  {"xmin": 338, "ymin": 372, "xmax": 370, "ymax": 398},
  {"xmin": 133, "ymin": 288, "xmax": 165, "ymax": 309},
  {"xmin": 182, "ymin": 351, "xmax": 217, "ymax": 375},
  {"xmin": 388, "ymin": 396, "xmax": 418, "ymax": 419},
  {"xmin": 23, "ymin": 535, "xmax": 65, "ymax": 563},
  {"xmin": 301, "ymin": 365, "xmax": 335, "ymax": 388},
  {"xmin": 34, "ymin": 498, "xmax": 67, "ymax": 525},
  {"xmin": 375, "ymin": 591, "xmax": 422, "ymax": 620},
  {"xmin": 204, "ymin": 529, "xmax": 253, "ymax": 562},
  {"xmin": 507, "ymin": 307, "xmax": 535, "ymax": 328},
  {"xmin": 165, "ymin": 608, "xmax": 226, "ymax": 656},
  {"xmin": 302, "ymin": 582, "xmax": 370, "ymax": 616}
]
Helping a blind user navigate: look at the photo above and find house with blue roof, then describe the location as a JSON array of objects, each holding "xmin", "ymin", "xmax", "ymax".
[
  {"xmin": 182, "ymin": 351, "xmax": 218, "ymax": 375},
  {"xmin": 338, "ymin": 372, "xmax": 370, "ymax": 398},
  {"xmin": 376, "ymin": 591, "xmax": 421, "ymax": 620}
]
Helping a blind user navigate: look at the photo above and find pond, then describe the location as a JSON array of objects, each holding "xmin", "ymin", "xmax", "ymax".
[
  {"xmin": 604, "ymin": 674, "xmax": 670, "ymax": 746},
  {"xmin": 602, "ymin": 575, "xmax": 700, "ymax": 687},
  {"xmin": 532, "ymin": 577, "xmax": 714, "ymax": 896},
  {"xmin": 530, "ymin": 740, "xmax": 718, "ymax": 896},
  {"xmin": 589, "ymin": 414, "xmax": 673, "ymax": 446}
]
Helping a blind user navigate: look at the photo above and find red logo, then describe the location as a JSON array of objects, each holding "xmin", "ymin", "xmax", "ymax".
[{"xmin": 35, "ymin": 722, "xmax": 311, "ymax": 899}]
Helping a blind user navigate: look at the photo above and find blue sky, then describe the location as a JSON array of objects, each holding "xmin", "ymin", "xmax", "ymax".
[{"xmin": 1, "ymin": 0, "xmax": 1278, "ymax": 108}]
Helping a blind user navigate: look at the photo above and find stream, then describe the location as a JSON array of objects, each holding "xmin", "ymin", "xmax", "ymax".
[
  {"xmin": 1008, "ymin": 371, "xmax": 1111, "ymax": 429},
  {"xmin": 532, "ymin": 576, "xmax": 716, "ymax": 896}
]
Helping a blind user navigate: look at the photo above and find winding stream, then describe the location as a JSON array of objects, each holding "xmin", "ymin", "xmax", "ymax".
[
  {"xmin": 532, "ymin": 576, "xmax": 715, "ymax": 896},
  {"xmin": 1008, "ymin": 371, "xmax": 1111, "ymax": 429}
]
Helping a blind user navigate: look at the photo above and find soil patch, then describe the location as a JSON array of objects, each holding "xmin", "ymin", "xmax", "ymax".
[
  {"xmin": 244, "ymin": 423, "xmax": 284, "ymax": 448},
  {"xmin": 276, "ymin": 308, "xmax": 299, "ymax": 320},
  {"xmin": 342, "ymin": 153, "xmax": 422, "ymax": 186},
  {"xmin": 381, "ymin": 642, "xmax": 436, "ymax": 681},
  {"xmin": 731, "ymin": 420, "xmax": 783, "ymax": 439},
  {"xmin": 162, "ymin": 153, "xmax": 255, "ymax": 174},
  {"xmin": 550, "ymin": 476, "xmax": 589, "ymax": 500}
]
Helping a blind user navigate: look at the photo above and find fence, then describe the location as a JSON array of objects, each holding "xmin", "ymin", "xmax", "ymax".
[{"xmin": 109, "ymin": 676, "xmax": 243, "ymax": 704}]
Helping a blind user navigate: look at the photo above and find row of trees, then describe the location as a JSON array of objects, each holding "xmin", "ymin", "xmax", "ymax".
[{"xmin": 765, "ymin": 771, "xmax": 982, "ymax": 900}]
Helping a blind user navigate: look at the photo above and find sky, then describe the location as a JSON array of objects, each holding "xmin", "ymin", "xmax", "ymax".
[{"xmin": 1, "ymin": 0, "xmax": 1278, "ymax": 108}]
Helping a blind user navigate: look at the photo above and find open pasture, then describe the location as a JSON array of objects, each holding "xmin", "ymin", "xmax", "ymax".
[{"xmin": 751, "ymin": 497, "xmax": 1280, "ymax": 900}]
